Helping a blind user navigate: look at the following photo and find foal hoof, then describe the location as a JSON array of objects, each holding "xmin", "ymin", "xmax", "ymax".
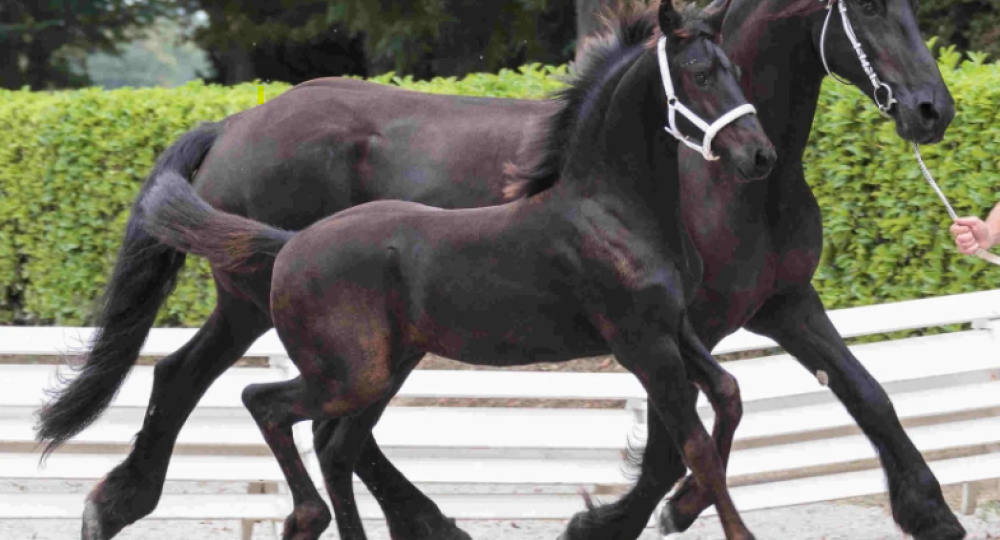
[
  {"xmin": 912, "ymin": 520, "xmax": 966, "ymax": 540},
  {"xmin": 658, "ymin": 506, "xmax": 680, "ymax": 536},
  {"xmin": 281, "ymin": 501, "xmax": 332, "ymax": 540},
  {"xmin": 390, "ymin": 515, "xmax": 473, "ymax": 540}
]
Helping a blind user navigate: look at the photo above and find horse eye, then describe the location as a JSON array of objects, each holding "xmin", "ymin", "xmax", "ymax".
[
  {"xmin": 694, "ymin": 72, "xmax": 709, "ymax": 86},
  {"xmin": 858, "ymin": 0, "xmax": 878, "ymax": 15}
]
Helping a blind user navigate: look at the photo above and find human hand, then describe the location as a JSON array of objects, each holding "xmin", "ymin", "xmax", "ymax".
[{"xmin": 950, "ymin": 217, "xmax": 994, "ymax": 255}]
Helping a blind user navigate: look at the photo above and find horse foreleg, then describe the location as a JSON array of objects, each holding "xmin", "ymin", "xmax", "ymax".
[
  {"xmin": 617, "ymin": 337, "xmax": 754, "ymax": 540},
  {"xmin": 744, "ymin": 284, "xmax": 965, "ymax": 540},
  {"xmin": 659, "ymin": 317, "xmax": 743, "ymax": 535}
]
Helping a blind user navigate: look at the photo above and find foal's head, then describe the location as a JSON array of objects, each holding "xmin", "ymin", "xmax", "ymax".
[
  {"xmin": 658, "ymin": 0, "xmax": 776, "ymax": 181},
  {"xmin": 508, "ymin": 0, "xmax": 775, "ymax": 199}
]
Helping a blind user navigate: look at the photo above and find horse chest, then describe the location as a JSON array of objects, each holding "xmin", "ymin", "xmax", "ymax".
[{"xmin": 691, "ymin": 215, "xmax": 822, "ymax": 338}]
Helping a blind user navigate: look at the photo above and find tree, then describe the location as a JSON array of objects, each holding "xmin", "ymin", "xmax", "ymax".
[
  {"xmin": 187, "ymin": 0, "xmax": 577, "ymax": 84},
  {"xmin": 919, "ymin": 0, "xmax": 1000, "ymax": 61},
  {"xmin": 0, "ymin": 0, "xmax": 171, "ymax": 90}
]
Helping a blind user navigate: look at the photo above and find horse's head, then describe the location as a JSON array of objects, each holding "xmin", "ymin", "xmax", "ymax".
[
  {"xmin": 660, "ymin": 0, "xmax": 776, "ymax": 181},
  {"xmin": 810, "ymin": 0, "xmax": 954, "ymax": 144}
]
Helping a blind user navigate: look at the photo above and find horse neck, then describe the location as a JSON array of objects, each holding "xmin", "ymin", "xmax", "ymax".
[
  {"xmin": 727, "ymin": 1, "xmax": 826, "ymax": 170},
  {"xmin": 556, "ymin": 51, "xmax": 683, "ymax": 229}
]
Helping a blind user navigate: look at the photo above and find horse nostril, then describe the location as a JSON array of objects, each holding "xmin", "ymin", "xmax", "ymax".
[
  {"xmin": 755, "ymin": 147, "xmax": 775, "ymax": 171},
  {"xmin": 919, "ymin": 102, "xmax": 940, "ymax": 124}
]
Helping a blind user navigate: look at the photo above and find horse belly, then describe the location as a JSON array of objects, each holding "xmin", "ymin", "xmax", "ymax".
[{"xmin": 413, "ymin": 287, "xmax": 606, "ymax": 366}]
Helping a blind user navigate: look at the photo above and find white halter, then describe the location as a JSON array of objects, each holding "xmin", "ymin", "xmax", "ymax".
[
  {"xmin": 819, "ymin": 0, "xmax": 897, "ymax": 116},
  {"xmin": 657, "ymin": 36, "xmax": 758, "ymax": 161}
]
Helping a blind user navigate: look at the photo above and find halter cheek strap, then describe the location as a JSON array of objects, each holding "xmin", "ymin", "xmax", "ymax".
[
  {"xmin": 819, "ymin": 0, "xmax": 897, "ymax": 117},
  {"xmin": 657, "ymin": 37, "xmax": 758, "ymax": 161}
]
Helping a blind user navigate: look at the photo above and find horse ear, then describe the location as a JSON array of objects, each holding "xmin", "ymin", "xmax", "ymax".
[
  {"xmin": 658, "ymin": 0, "xmax": 683, "ymax": 35},
  {"xmin": 703, "ymin": 0, "xmax": 734, "ymax": 36}
]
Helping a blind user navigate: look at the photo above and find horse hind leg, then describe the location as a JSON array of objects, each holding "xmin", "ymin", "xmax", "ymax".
[
  {"xmin": 315, "ymin": 353, "xmax": 474, "ymax": 540},
  {"xmin": 312, "ymin": 352, "xmax": 419, "ymax": 539},
  {"xmin": 244, "ymin": 349, "xmax": 396, "ymax": 540},
  {"xmin": 243, "ymin": 376, "xmax": 332, "ymax": 540},
  {"xmin": 82, "ymin": 292, "xmax": 272, "ymax": 540}
]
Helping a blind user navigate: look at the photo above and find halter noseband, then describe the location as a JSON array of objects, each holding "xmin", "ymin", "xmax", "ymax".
[
  {"xmin": 657, "ymin": 36, "xmax": 758, "ymax": 161},
  {"xmin": 819, "ymin": 0, "xmax": 897, "ymax": 117}
]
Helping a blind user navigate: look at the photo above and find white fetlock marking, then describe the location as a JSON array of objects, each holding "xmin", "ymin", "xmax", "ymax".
[{"xmin": 816, "ymin": 370, "xmax": 830, "ymax": 386}]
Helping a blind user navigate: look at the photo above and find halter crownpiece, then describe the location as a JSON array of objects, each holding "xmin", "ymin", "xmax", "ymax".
[
  {"xmin": 819, "ymin": 0, "xmax": 897, "ymax": 117},
  {"xmin": 657, "ymin": 36, "xmax": 758, "ymax": 161}
]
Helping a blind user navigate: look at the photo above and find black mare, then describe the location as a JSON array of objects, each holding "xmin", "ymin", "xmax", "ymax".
[
  {"xmin": 37, "ymin": 0, "xmax": 960, "ymax": 539},
  {"xmin": 140, "ymin": 2, "xmax": 773, "ymax": 539}
]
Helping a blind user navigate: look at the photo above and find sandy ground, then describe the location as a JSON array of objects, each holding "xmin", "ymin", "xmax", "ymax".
[{"xmin": 1, "ymin": 480, "xmax": 997, "ymax": 540}]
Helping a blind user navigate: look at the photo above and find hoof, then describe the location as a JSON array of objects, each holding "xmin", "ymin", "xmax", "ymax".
[
  {"xmin": 890, "ymin": 470, "xmax": 966, "ymax": 540},
  {"xmin": 557, "ymin": 497, "xmax": 645, "ymax": 540},
  {"xmin": 281, "ymin": 501, "xmax": 332, "ymax": 540},
  {"xmin": 912, "ymin": 520, "xmax": 966, "ymax": 540},
  {"xmin": 657, "ymin": 505, "xmax": 679, "ymax": 536},
  {"xmin": 389, "ymin": 515, "xmax": 473, "ymax": 540}
]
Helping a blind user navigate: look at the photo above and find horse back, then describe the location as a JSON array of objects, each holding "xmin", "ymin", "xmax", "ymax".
[{"xmin": 191, "ymin": 78, "xmax": 552, "ymax": 233}]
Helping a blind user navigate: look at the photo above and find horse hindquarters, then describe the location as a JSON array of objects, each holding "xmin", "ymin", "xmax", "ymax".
[{"xmin": 265, "ymin": 260, "xmax": 412, "ymax": 540}]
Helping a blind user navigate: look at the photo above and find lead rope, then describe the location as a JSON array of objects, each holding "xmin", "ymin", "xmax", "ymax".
[
  {"xmin": 912, "ymin": 143, "xmax": 1000, "ymax": 265},
  {"xmin": 819, "ymin": 0, "xmax": 999, "ymax": 265}
]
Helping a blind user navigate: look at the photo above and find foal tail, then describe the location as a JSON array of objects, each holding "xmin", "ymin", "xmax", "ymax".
[
  {"xmin": 36, "ymin": 124, "xmax": 220, "ymax": 457},
  {"xmin": 140, "ymin": 171, "xmax": 293, "ymax": 272}
]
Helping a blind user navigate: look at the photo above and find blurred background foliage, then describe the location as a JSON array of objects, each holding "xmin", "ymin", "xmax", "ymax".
[{"xmin": 4, "ymin": 0, "xmax": 993, "ymax": 91}]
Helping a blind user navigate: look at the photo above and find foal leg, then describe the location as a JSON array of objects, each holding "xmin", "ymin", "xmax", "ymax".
[
  {"xmin": 660, "ymin": 318, "xmax": 743, "ymax": 534},
  {"xmin": 559, "ymin": 320, "xmax": 739, "ymax": 540},
  {"xmin": 315, "ymin": 352, "xmax": 420, "ymax": 540},
  {"xmin": 242, "ymin": 377, "xmax": 332, "ymax": 540},
  {"xmin": 314, "ymin": 355, "xmax": 472, "ymax": 540},
  {"xmin": 617, "ymin": 338, "xmax": 753, "ymax": 540},
  {"xmin": 82, "ymin": 290, "xmax": 273, "ymax": 540},
  {"xmin": 558, "ymin": 388, "xmax": 692, "ymax": 540},
  {"xmin": 244, "ymin": 341, "xmax": 397, "ymax": 540},
  {"xmin": 744, "ymin": 285, "xmax": 965, "ymax": 540}
]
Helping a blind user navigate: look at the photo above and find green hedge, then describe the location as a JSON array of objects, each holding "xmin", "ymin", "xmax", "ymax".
[{"xmin": 0, "ymin": 54, "xmax": 997, "ymax": 327}]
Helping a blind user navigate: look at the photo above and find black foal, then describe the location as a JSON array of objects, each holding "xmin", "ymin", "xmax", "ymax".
[{"xmin": 140, "ymin": 1, "xmax": 775, "ymax": 539}]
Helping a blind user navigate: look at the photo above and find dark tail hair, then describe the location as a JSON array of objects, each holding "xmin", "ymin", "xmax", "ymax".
[
  {"xmin": 139, "ymin": 171, "xmax": 293, "ymax": 272},
  {"xmin": 35, "ymin": 123, "xmax": 221, "ymax": 457}
]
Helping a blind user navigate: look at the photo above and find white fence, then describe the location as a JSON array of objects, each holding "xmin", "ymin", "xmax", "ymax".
[{"xmin": 0, "ymin": 289, "xmax": 997, "ymax": 539}]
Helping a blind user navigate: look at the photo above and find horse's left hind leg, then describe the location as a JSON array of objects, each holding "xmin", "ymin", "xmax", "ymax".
[
  {"xmin": 242, "ymin": 377, "xmax": 332, "ymax": 540},
  {"xmin": 314, "ymin": 354, "xmax": 473, "ymax": 540}
]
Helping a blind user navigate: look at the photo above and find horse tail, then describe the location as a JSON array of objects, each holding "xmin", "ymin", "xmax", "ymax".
[
  {"xmin": 139, "ymin": 171, "xmax": 293, "ymax": 272},
  {"xmin": 36, "ymin": 123, "xmax": 221, "ymax": 457}
]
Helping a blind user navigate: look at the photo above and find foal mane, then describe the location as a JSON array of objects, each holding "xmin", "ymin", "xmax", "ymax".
[
  {"xmin": 504, "ymin": 0, "xmax": 732, "ymax": 201},
  {"xmin": 503, "ymin": 2, "xmax": 659, "ymax": 200}
]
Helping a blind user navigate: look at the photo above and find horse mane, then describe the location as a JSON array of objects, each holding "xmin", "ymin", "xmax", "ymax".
[
  {"xmin": 503, "ymin": 1, "xmax": 732, "ymax": 201},
  {"xmin": 766, "ymin": 0, "xmax": 828, "ymax": 20},
  {"xmin": 503, "ymin": 2, "xmax": 659, "ymax": 200}
]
